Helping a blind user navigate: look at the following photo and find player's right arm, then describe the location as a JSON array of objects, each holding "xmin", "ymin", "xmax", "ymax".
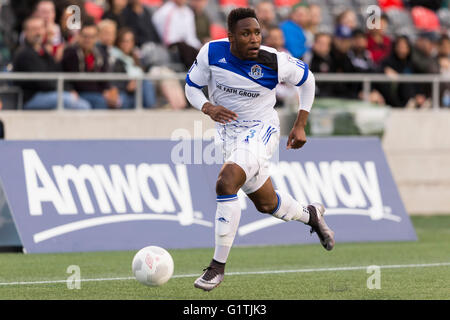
[{"xmin": 184, "ymin": 43, "xmax": 237, "ymax": 124}]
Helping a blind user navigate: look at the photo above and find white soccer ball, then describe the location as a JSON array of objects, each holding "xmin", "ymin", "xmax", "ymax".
[{"xmin": 132, "ymin": 246, "xmax": 174, "ymax": 287}]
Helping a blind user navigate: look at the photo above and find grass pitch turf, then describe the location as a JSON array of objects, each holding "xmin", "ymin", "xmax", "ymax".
[{"xmin": 0, "ymin": 216, "xmax": 448, "ymax": 300}]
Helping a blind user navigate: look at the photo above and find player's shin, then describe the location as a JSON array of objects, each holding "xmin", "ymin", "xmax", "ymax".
[
  {"xmin": 213, "ymin": 194, "xmax": 241, "ymax": 263},
  {"xmin": 270, "ymin": 190, "xmax": 310, "ymax": 223}
]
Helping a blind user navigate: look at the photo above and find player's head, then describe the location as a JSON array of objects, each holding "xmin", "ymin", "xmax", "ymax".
[{"xmin": 227, "ymin": 8, "xmax": 261, "ymax": 60}]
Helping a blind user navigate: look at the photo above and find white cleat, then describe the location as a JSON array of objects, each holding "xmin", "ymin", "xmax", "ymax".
[{"xmin": 307, "ymin": 203, "xmax": 335, "ymax": 251}]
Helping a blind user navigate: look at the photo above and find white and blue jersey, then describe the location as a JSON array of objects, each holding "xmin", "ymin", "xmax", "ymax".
[
  {"xmin": 186, "ymin": 38, "xmax": 309, "ymax": 126},
  {"xmin": 185, "ymin": 39, "xmax": 310, "ymax": 193}
]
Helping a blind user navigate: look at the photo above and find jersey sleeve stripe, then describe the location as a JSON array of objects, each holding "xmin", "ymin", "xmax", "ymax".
[
  {"xmin": 295, "ymin": 63, "xmax": 309, "ymax": 87},
  {"xmin": 186, "ymin": 74, "xmax": 204, "ymax": 89}
]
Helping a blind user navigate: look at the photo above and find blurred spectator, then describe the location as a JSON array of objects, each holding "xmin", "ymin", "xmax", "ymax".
[
  {"xmin": 13, "ymin": 17, "xmax": 90, "ymax": 110},
  {"xmin": 438, "ymin": 55, "xmax": 450, "ymax": 107},
  {"xmin": 110, "ymin": 28, "xmax": 156, "ymax": 108},
  {"xmin": 280, "ymin": 3, "xmax": 311, "ymax": 59},
  {"xmin": 61, "ymin": 21, "xmax": 121, "ymax": 109},
  {"xmin": 152, "ymin": 0, "xmax": 201, "ymax": 69},
  {"xmin": 255, "ymin": 1, "xmax": 277, "ymax": 42},
  {"xmin": 34, "ymin": 0, "xmax": 65, "ymax": 62},
  {"xmin": 336, "ymin": 9, "xmax": 359, "ymax": 32},
  {"xmin": 349, "ymin": 29, "xmax": 375, "ymax": 73},
  {"xmin": 0, "ymin": 1, "xmax": 17, "ymax": 70},
  {"xmin": 330, "ymin": 25, "xmax": 359, "ymax": 98},
  {"xmin": 0, "ymin": 24, "xmax": 12, "ymax": 71},
  {"xmin": 367, "ymin": 14, "xmax": 392, "ymax": 66},
  {"xmin": 189, "ymin": 0, "xmax": 211, "ymax": 45},
  {"xmin": 120, "ymin": 0, "xmax": 173, "ymax": 72},
  {"xmin": 349, "ymin": 29, "xmax": 385, "ymax": 104},
  {"xmin": 411, "ymin": 32, "xmax": 440, "ymax": 107},
  {"xmin": 438, "ymin": 34, "xmax": 450, "ymax": 58},
  {"xmin": 263, "ymin": 26, "xmax": 287, "ymax": 52},
  {"xmin": 97, "ymin": 19, "xmax": 118, "ymax": 68},
  {"xmin": 307, "ymin": 4, "xmax": 323, "ymax": 36},
  {"xmin": 102, "ymin": 0, "xmax": 127, "ymax": 30},
  {"xmin": 121, "ymin": 0, "xmax": 161, "ymax": 48},
  {"xmin": 412, "ymin": 32, "xmax": 440, "ymax": 74},
  {"xmin": 148, "ymin": 64, "xmax": 188, "ymax": 109},
  {"xmin": 0, "ymin": 119, "xmax": 3, "ymax": 139},
  {"xmin": 264, "ymin": 26, "xmax": 296, "ymax": 107},
  {"xmin": 309, "ymin": 32, "xmax": 335, "ymax": 97},
  {"xmin": 302, "ymin": 4, "xmax": 323, "ymax": 65},
  {"xmin": 379, "ymin": 36, "xmax": 429, "ymax": 108}
]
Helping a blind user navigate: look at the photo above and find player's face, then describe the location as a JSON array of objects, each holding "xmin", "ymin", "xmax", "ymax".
[{"xmin": 229, "ymin": 18, "xmax": 261, "ymax": 60}]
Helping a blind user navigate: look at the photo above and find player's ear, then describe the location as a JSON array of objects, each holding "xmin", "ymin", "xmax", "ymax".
[{"xmin": 227, "ymin": 31, "xmax": 234, "ymax": 43}]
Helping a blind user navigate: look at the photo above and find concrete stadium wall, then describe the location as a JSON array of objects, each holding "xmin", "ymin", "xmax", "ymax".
[
  {"xmin": 0, "ymin": 109, "xmax": 449, "ymax": 215},
  {"xmin": 0, "ymin": 110, "xmax": 215, "ymax": 139},
  {"xmin": 381, "ymin": 109, "xmax": 450, "ymax": 215}
]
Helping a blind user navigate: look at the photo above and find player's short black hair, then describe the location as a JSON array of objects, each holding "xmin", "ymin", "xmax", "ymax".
[{"xmin": 227, "ymin": 8, "xmax": 259, "ymax": 33}]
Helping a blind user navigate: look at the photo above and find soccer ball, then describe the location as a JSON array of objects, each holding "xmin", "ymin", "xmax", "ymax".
[{"xmin": 132, "ymin": 246, "xmax": 174, "ymax": 287}]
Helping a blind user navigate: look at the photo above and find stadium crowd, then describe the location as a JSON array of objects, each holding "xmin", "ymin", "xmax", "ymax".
[{"xmin": 0, "ymin": 0, "xmax": 449, "ymax": 110}]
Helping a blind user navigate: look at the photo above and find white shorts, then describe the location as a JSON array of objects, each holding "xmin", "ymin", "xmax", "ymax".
[{"xmin": 216, "ymin": 121, "xmax": 280, "ymax": 194}]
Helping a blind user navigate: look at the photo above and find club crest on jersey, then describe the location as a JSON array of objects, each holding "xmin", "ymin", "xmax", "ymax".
[{"xmin": 248, "ymin": 64, "xmax": 263, "ymax": 79}]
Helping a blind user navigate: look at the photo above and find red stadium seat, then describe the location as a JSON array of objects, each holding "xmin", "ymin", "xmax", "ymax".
[
  {"xmin": 140, "ymin": 0, "xmax": 163, "ymax": 7},
  {"xmin": 219, "ymin": 0, "xmax": 249, "ymax": 8},
  {"xmin": 210, "ymin": 23, "xmax": 228, "ymax": 40},
  {"xmin": 274, "ymin": 0, "xmax": 301, "ymax": 8},
  {"xmin": 84, "ymin": 1, "xmax": 104, "ymax": 24},
  {"xmin": 378, "ymin": 0, "xmax": 404, "ymax": 11},
  {"xmin": 411, "ymin": 6, "xmax": 441, "ymax": 31}
]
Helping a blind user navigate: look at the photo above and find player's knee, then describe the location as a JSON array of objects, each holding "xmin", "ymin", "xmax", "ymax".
[
  {"xmin": 216, "ymin": 176, "xmax": 238, "ymax": 195},
  {"xmin": 215, "ymin": 164, "xmax": 246, "ymax": 195},
  {"xmin": 255, "ymin": 202, "xmax": 278, "ymax": 214}
]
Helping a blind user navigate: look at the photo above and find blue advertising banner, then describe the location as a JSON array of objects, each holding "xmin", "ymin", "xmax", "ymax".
[
  {"xmin": 0, "ymin": 138, "xmax": 417, "ymax": 253},
  {"xmin": 0, "ymin": 180, "xmax": 22, "ymax": 247}
]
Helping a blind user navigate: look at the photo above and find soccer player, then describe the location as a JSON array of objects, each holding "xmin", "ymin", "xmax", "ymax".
[{"xmin": 184, "ymin": 8, "xmax": 335, "ymax": 292}]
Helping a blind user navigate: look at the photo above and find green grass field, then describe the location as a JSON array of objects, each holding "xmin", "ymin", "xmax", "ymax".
[{"xmin": 0, "ymin": 216, "xmax": 449, "ymax": 300}]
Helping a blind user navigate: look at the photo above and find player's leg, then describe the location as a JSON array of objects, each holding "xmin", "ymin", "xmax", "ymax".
[
  {"xmin": 247, "ymin": 177, "xmax": 310, "ymax": 223},
  {"xmin": 194, "ymin": 161, "xmax": 246, "ymax": 291},
  {"xmin": 213, "ymin": 162, "xmax": 246, "ymax": 263},
  {"xmin": 247, "ymin": 177, "xmax": 335, "ymax": 251}
]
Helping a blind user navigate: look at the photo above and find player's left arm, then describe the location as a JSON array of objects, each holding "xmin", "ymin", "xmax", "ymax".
[
  {"xmin": 287, "ymin": 70, "xmax": 315, "ymax": 149},
  {"xmin": 277, "ymin": 52, "xmax": 316, "ymax": 149}
]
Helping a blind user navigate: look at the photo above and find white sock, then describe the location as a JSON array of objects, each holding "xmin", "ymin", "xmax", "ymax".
[
  {"xmin": 270, "ymin": 190, "xmax": 310, "ymax": 223},
  {"xmin": 213, "ymin": 194, "xmax": 241, "ymax": 264},
  {"xmin": 213, "ymin": 245, "xmax": 232, "ymax": 264}
]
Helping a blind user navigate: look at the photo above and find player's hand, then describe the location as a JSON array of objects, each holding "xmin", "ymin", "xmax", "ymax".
[
  {"xmin": 201, "ymin": 102, "xmax": 238, "ymax": 124},
  {"xmin": 286, "ymin": 126, "xmax": 307, "ymax": 149}
]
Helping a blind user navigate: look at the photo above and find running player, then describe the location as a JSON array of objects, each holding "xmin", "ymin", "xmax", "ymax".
[{"xmin": 184, "ymin": 8, "xmax": 335, "ymax": 292}]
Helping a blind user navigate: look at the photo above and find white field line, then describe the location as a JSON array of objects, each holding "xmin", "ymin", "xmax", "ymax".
[{"xmin": 0, "ymin": 262, "xmax": 449, "ymax": 286}]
